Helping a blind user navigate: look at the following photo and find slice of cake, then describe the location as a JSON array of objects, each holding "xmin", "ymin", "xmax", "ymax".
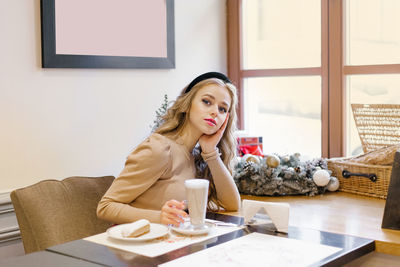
[{"xmin": 121, "ymin": 219, "xmax": 150, "ymax": 238}]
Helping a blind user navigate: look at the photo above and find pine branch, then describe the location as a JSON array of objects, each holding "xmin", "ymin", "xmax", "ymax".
[{"xmin": 150, "ymin": 94, "xmax": 169, "ymax": 132}]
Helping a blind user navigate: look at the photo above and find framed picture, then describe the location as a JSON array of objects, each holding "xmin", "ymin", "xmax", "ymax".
[{"xmin": 40, "ymin": 0, "xmax": 175, "ymax": 69}]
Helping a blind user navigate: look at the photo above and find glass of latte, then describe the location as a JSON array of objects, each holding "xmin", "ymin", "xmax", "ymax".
[{"xmin": 184, "ymin": 179, "xmax": 209, "ymax": 229}]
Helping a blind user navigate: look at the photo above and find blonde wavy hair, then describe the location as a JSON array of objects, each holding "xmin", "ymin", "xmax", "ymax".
[{"xmin": 155, "ymin": 78, "xmax": 238, "ymax": 210}]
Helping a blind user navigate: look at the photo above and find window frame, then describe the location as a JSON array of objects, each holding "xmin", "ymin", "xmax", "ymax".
[{"xmin": 227, "ymin": 0, "xmax": 400, "ymax": 158}]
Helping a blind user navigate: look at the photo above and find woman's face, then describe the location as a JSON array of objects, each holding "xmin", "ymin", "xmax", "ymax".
[{"xmin": 188, "ymin": 84, "xmax": 232, "ymax": 136}]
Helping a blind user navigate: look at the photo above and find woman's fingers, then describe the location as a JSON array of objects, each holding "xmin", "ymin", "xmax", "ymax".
[
  {"xmin": 163, "ymin": 214, "xmax": 182, "ymax": 226},
  {"xmin": 219, "ymin": 113, "xmax": 229, "ymax": 133},
  {"xmin": 162, "ymin": 205, "xmax": 187, "ymax": 219},
  {"xmin": 161, "ymin": 213, "xmax": 183, "ymax": 226},
  {"xmin": 160, "ymin": 215, "xmax": 178, "ymax": 226},
  {"xmin": 166, "ymin": 199, "xmax": 185, "ymax": 209},
  {"xmin": 213, "ymin": 112, "xmax": 229, "ymax": 137},
  {"xmin": 199, "ymin": 113, "xmax": 230, "ymax": 152},
  {"xmin": 160, "ymin": 200, "xmax": 188, "ymax": 226}
]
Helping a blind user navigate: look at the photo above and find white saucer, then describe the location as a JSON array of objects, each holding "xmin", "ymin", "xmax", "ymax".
[
  {"xmin": 107, "ymin": 223, "xmax": 169, "ymax": 242},
  {"xmin": 171, "ymin": 221, "xmax": 214, "ymax": 235}
]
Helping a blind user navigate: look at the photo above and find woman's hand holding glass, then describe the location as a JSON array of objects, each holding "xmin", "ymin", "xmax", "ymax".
[{"xmin": 160, "ymin": 199, "xmax": 188, "ymax": 226}]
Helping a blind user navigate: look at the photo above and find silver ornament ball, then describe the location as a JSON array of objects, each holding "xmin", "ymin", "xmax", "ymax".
[
  {"xmin": 313, "ymin": 169, "xmax": 331, "ymax": 186},
  {"xmin": 327, "ymin": 177, "xmax": 340, "ymax": 191}
]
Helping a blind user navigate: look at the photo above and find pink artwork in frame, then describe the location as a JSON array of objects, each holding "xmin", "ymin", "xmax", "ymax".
[{"xmin": 41, "ymin": 0, "xmax": 175, "ymax": 68}]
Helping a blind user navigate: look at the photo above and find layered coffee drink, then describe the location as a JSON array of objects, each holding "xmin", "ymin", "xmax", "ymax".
[{"xmin": 185, "ymin": 179, "xmax": 209, "ymax": 228}]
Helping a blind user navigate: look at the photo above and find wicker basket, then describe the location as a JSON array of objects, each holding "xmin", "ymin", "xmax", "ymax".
[
  {"xmin": 326, "ymin": 104, "xmax": 400, "ymax": 199},
  {"xmin": 351, "ymin": 104, "xmax": 400, "ymax": 153},
  {"xmin": 327, "ymin": 159, "xmax": 392, "ymax": 199}
]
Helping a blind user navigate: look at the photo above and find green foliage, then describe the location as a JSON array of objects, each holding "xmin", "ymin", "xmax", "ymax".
[{"xmin": 151, "ymin": 94, "xmax": 169, "ymax": 132}]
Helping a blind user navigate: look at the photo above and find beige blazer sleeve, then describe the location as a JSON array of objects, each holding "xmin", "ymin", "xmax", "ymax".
[
  {"xmin": 202, "ymin": 150, "xmax": 241, "ymax": 211},
  {"xmin": 97, "ymin": 134, "xmax": 172, "ymax": 224}
]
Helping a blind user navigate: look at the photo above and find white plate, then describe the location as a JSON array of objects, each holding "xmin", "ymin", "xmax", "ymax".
[
  {"xmin": 171, "ymin": 221, "xmax": 215, "ymax": 235},
  {"xmin": 107, "ymin": 223, "xmax": 169, "ymax": 242}
]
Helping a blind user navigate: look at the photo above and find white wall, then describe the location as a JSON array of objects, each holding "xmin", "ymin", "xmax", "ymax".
[{"xmin": 0, "ymin": 0, "xmax": 227, "ymax": 192}]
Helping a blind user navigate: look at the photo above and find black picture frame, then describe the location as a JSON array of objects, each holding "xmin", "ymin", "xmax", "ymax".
[{"xmin": 40, "ymin": 0, "xmax": 175, "ymax": 69}]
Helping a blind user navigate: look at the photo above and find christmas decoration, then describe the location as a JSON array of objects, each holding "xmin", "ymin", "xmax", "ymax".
[
  {"xmin": 242, "ymin": 154, "xmax": 261, "ymax": 164},
  {"xmin": 237, "ymin": 137, "xmax": 263, "ymax": 156},
  {"xmin": 282, "ymin": 155, "xmax": 290, "ymax": 163},
  {"xmin": 234, "ymin": 154, "xmax": 334, "ymax": 196},
  {"xmin": 312, "ymin": 170, "xmax": 331, "ymax": 187},
  {"xmin": 150, "ymin": 94, "xmax": 169, "ymax": 132},
  {"xmin": 266, "ymin": 155, "xmax": 280, "ymax": 168},
  {"xmin": 327, "ymin": 177, "xmax": 340, "ymax": 192}
]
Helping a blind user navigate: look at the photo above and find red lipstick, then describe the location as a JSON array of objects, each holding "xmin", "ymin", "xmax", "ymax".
[{"xmin": 204, "ymin": 118, "xmax": 217, "ymax": 126}]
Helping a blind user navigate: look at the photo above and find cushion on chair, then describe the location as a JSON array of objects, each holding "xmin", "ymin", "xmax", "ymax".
[{"xmin": 10, "ymin": 176, "xmax": 115, "ymax": 253}]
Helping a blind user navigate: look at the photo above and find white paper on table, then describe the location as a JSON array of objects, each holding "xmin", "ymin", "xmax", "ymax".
[
  {"xmin": 159, "ymin": 232, "xmax": 342, "ymax": 267},
  {"xmin": 84, "ymin": 225, "xmax": 242, "ymax": 258}
]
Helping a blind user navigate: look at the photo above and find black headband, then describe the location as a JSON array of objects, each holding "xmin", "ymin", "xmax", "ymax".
[{"xmin": 184, "ymin": 72, "xmax": 231, "ymax": 94}]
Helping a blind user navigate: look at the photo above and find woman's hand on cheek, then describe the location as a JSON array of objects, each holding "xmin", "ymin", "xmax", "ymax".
[
  {"xmin": 160, "ymin": 199, "xmax": 188, "ymax": 227},
  {"xmin": 199, "ymin": 113, "xmax": 229, "ymax": 153}
]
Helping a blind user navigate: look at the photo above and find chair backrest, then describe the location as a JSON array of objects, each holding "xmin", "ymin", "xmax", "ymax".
[{"xmin": 10, "ymin": 176, "xmax": 115, "ymax": 253}]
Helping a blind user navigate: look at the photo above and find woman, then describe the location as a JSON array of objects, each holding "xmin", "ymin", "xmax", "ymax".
[{"xmin": 97, "ymin": 72, "xmax": 240, "ymax": 226}]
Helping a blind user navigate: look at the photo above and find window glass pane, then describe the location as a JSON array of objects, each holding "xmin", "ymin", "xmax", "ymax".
[
  {"xmin": 242, "ymin": 0, "xmax": 321, "ymax": 69},
  {"xmin": 346, "ymin": 74, "xmax": 400, "ymax": 156},
  {"xmin": 346, "ymin": 0, "xmax": 400, "ymax": 65},
  {"xmin": 244, "ymin": 76, "xmax": 321, "ymax": 158}
]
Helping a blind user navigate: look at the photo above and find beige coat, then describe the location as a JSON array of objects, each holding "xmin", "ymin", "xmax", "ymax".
[{"xmin": 97, "ymin": 133, "xmax": 238, "ymax": 224}]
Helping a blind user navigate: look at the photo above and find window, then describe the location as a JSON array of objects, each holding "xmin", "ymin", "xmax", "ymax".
[
  {"xmin": 243, "ymin": 0, "xmax": 321, "ymax": 69},
  {"xmin": 244, "ymin": 76, "xmax": 321, "ymax": 157},
  {"xmin": 228, "ymin": 0, "xmax": 400, "ymax": 158},
  {"xmin": 345, "ymin": 0, "xmax": 400, "ymax": 156}
]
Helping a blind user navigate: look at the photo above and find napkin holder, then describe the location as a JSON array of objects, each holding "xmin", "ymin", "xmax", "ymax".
[{"xmin": 242, "ymin": 199, "xmax": 289, "ymax": 233}]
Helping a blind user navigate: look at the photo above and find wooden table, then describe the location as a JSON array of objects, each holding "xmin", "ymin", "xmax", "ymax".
[
  {"xmin": 225, "ymin": 192, "xmax": 400, "ymax": 255},
  {"xmin": 44, "ymin": 213, "xmax": 373, "ymax": 267}
]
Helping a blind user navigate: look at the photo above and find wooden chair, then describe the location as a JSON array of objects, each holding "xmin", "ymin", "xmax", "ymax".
[{"xmin": 10, "ymin": 176, "xmax": 115, "ymax": 253}]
